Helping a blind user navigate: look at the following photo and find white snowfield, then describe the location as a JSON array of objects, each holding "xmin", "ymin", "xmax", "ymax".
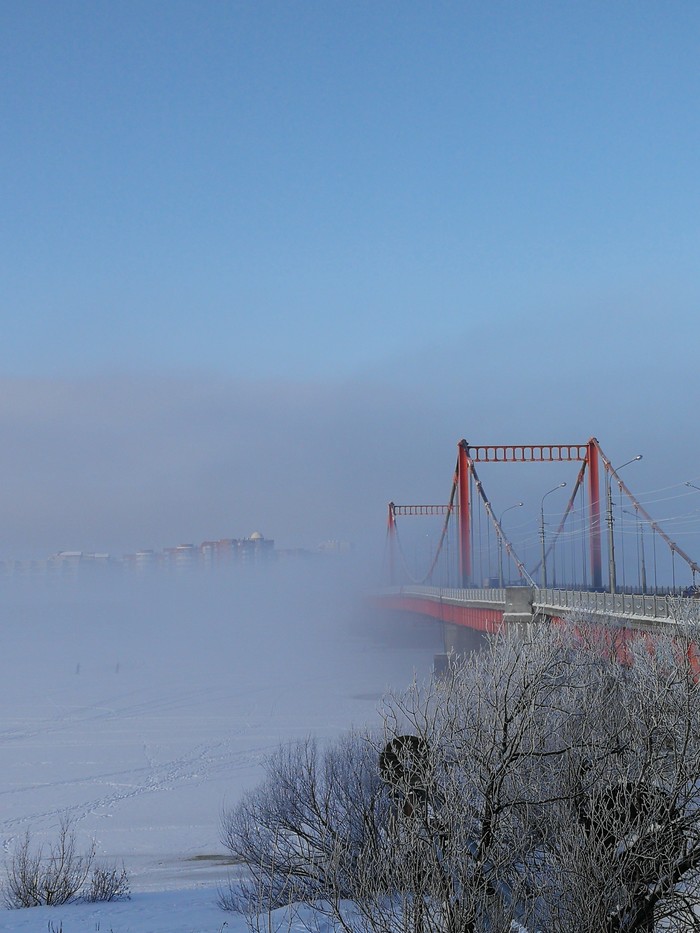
[{"xmin": 0, "ymin": 561, "xmax": 438, "ymax": 931}]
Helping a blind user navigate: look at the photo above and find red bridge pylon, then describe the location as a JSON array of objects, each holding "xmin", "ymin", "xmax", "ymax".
[
  {"xmin": 456, "ymin": 439, "xmax": 602, "ymax": 589},
  {"xmin": 386, "ymin": 438, "xmax": 700, "ymax": 591}
]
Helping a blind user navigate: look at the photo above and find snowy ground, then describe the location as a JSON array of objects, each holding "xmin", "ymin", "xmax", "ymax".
[
  {"xmin": 0, "ymin": 887, "xmax": 348, "ymax": 933},
  {"xmin": 0, "ymin": 561, "xmax": 440, "ymax": 930}
]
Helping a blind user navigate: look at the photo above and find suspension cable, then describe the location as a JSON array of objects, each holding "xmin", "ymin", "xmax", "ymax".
[
  {"xmin": 593, "ymin": 439, "xmax": 700, "ymax": 578},
  {"xmin": 390, "ymin": 462, "xmax": 460, "ymax": 585},
  {"xmin": 468, "ymin": 461, "xmax": 535, "ymax": 585}
]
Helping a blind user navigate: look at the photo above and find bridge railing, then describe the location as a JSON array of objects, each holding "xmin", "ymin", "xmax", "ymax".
[
  {"xmin": 376, "ymin": 585, "xmax": 700, "ymax": 626},
  {"xmin": 534, "ymin": 589, "xmax": 700, "ymax": 624},
  {"xmin": 378, "ymin": 585, "xmax": 506, "ymax": 605}
]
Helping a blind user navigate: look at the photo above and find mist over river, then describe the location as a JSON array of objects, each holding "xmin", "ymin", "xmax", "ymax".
[{"xmin": 0, "ymin": 560, "xmax": 440, "ymax": 889}]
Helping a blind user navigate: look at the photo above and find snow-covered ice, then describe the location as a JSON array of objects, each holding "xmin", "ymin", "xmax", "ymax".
[
  {"xmin": 0, "ymin": 888, "xmax": 345, "ymax": 933},
  {"xmin": 0, "ymin": 887, "xmax": 228, "ymax": 932},
  {"xmin": 0, "ymin": 561, "xmax": 439, "ymax": 929}
]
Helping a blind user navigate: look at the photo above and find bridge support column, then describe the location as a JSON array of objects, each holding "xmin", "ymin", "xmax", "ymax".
[
  {"xmin": 442, "ymin": 621, "xmax": 485, "ymax": 656},
  {"xmin": 458, "ymin": 440, "xmax": 471, "ymax": 587},
  {"xmin": 587, "ymin": 439, "xmax": 603, "ymax": 590}
]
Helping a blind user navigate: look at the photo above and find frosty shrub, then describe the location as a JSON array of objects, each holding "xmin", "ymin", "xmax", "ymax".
[
  {"xmin": 222, "ymin": 618, "xmax": 700, "ymax": 933},
  {"xmin": 3, "ymin": 818, "xmax": 130, "ymax": 908},
  {"xmin": 219, "ymin": 730, "xmax": 389, "ymax": 912},
  {"xmin": 83, "ymin": 861, "xmax": 131, "ymax": 902}
]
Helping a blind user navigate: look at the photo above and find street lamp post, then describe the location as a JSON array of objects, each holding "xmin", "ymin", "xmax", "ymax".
[
  {"xmin": 606, "ymin": 455, "xmax": 642, "ymax": 594},
  {"xmin": 498, "ymin": 502, "xmax": 523, "ymax": 587},
  {"xmin": 540, "ymin": 484, "xmax": 566, "ymax": 589}
]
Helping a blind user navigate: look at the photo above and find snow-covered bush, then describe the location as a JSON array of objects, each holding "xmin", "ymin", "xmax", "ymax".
[
  {"xmin": 3, "ymin": 818, "xmax": 130, "ymax": 908},
  {"xmin": 222, "ymin": 618, "xmax": 700, "ymax": 932},
  {"xmin": 84, "ymin": 861, "xmax": 131, "ymax": 903},
  {"xmin": 219, "ymin": 730, "xmax": 388, "ymax": 912}
]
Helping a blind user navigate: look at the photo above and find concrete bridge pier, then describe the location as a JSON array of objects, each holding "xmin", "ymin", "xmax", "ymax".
[{"xmin": 442, "ymin": 620, "xmax": 485, "ymax": 655}]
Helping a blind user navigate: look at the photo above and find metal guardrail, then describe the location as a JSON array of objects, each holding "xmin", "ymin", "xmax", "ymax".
[
  {"xmin": 376, "ymin": 586, "xmax": 700, "ymax": 626},
  {"xmin": 533, "ymin": 588, "xmax": 700, "ymax": 624},
  {"xmin": 378, "ymin": 585, "xmax": 506, "ymax": 605}
]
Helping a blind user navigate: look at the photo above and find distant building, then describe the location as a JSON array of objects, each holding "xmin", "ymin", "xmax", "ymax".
[
  {"xmin": 123, "ymin": 550, "xmax": 158, "ymax": 572},
  {"xmin": 45, "ymin": 551, "xmax": 116, "ymax": 576},
  {"xmin": 237, "ymin": 531, "xmax": 274, "ymax": 560},
  {"xmin": 317, "ymin": 539, "xmax": 354, "ymax": 555},
  {"xmin": 3, "ymin": 531, "xmax": 279, "ymax": 578},
  {"xmin": 163, "ymin": 544, "xmax": 197, "ymax": 571}
]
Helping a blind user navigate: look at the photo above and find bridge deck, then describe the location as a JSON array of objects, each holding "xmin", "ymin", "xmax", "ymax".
[{"xmin": 376, "ymin": 585, "xmax": 700, "ymax": 629}]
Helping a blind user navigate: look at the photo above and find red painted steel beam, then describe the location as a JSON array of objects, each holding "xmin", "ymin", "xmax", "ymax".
[
  {"xmin": 458, "ymin": 440, "xmax": 471, "ymax": 586},
  {"xmin": 375, "ymin": 592, "xmax": 504, "ymax": 634},
  {"xmin": 587, "ymin": 439, "xmax": 602, "ymax": 589},
  {"xmin": 374, "ymin": 595, "xmax": 700, "ymax": 676}
]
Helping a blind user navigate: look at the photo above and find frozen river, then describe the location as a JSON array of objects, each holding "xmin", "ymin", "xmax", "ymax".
[{"xmin": 0, "ymin": 562, "xmax": 440, "ymax": 891}]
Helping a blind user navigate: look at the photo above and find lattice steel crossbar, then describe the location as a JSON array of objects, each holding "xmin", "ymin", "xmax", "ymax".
[
  {"xmin": 467, "ymin": 444, "xmax": 589, "ymax": 463},
  {"xmin": 391, "ymin": 505, "xmax": 454, "ymax": 516}
]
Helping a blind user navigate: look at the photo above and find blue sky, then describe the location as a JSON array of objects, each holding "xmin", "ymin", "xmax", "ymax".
[{"xmin": 1, "ymin": 2, "xmax": 699, "ymax": 569}]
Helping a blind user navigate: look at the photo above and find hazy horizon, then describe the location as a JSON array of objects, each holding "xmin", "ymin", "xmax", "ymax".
[{"xmin": 1, "ymin": 4, "xmax": 699, "ymax": 578}]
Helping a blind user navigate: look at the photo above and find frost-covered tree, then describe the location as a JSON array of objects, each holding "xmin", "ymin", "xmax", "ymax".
[{"xmin": 221, "ymin": 617, "xmax": 700, "ymax": 932}]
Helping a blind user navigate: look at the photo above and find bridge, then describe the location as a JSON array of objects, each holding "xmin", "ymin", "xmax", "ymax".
[{"xmin": 375, "ymin": 439, "xmax": 700, "ymax": 648}]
